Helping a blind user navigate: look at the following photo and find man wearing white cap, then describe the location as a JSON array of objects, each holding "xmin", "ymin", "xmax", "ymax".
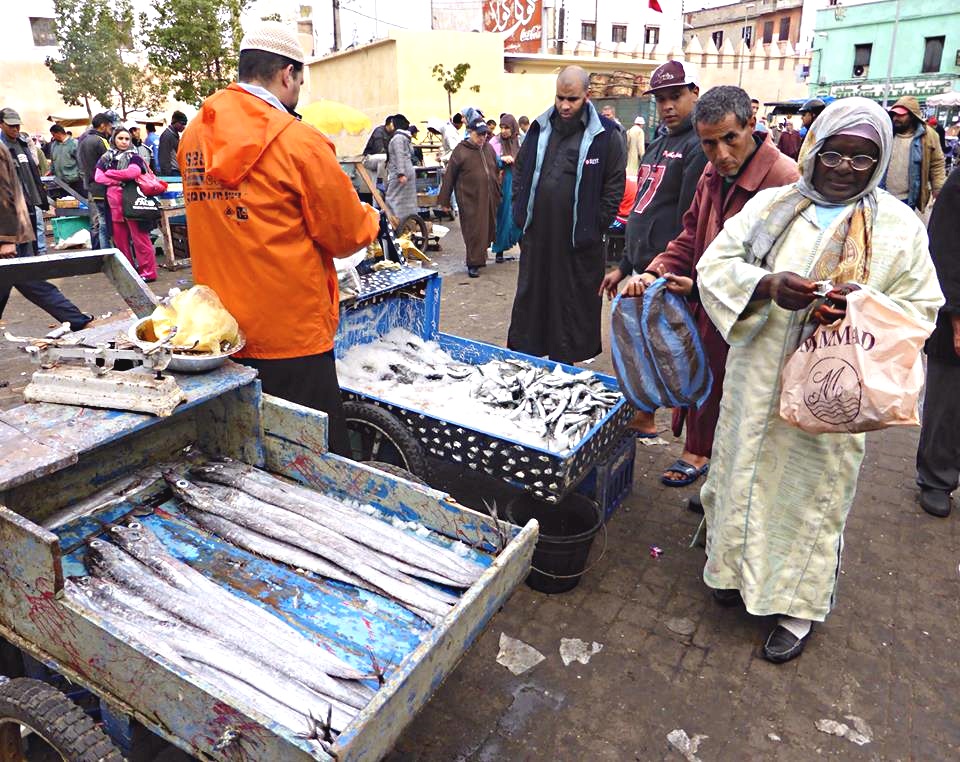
[
  {"xmin": 178, "ymin": 22, "xmax": 379, "ymax": 456},
  {"xmin": 626, "ymin": 115, "xmax": 645, "ymax": 175}
]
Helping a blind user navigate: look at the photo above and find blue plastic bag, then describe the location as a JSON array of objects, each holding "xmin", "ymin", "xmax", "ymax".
[{"xmin": 610, "ymin": 278, "xmax": 713, "ymax": 412}]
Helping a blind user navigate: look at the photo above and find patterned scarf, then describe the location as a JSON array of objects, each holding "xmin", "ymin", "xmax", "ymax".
[
  {"xmin": 746, "ymin": 188, "xmax": 873, "ymax": 285},
  {"xmin": 102, "ymin": 146, "xmax": 137, "ymax": 171},
  {"xmin": 745, "ymin": 97, "xmax": 893, "ymax": 286}
]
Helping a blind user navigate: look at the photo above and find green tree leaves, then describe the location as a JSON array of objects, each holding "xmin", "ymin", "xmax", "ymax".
[
  {"xmin": 141, "ymin": 0, "xmax": 250, "ymax": 106},
  {"xmin": 46, "ymin": 0, "xmax": 164, "ymax": 118},
  {"xmin": 432, "ymin": 63, "xmax": 475, "ymax": 117}
]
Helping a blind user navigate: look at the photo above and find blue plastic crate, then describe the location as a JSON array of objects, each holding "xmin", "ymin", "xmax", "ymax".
[{"xmin": 576, "ymin": 434, "xmax": 636, "ymax": 522}]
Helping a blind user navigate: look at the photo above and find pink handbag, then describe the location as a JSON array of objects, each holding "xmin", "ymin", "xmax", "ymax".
[{"xmin": 135, "ymin": 172, "xmax": 168, "ymax": 196}]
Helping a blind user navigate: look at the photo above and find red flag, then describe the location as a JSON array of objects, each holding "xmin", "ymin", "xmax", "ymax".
[{"xmin": 649, "ymin": 0, "xmax": 663, "ymax": 11}]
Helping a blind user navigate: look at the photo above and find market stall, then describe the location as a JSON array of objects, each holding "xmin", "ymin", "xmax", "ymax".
[
  {"xmin": 0, "ymin": 251, "xmax": 536, "ymax": 761},
  {"xmin": 334, "ymin": 266, "xmax": 635, "ymax": 513}
]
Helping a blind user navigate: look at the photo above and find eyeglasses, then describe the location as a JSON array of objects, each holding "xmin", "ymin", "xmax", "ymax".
[{"xmin": 817, "ymin": 151, "xmax": 878, "ymax": 171}]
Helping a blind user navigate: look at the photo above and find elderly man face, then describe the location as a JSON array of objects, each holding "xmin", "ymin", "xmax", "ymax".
[
  {"xmin": 0, "ymin": 122, "xmax": 20, "ymax": 142},
  {"xmin": 697, "ymin": 111, "xmax": 757, "ymax": 178}
]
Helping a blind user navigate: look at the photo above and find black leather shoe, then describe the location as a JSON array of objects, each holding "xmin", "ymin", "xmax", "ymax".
[
  {"xmin": 467, "ymin": 267, "xmax": 480, "ymax": 278},
  {"xmin": 919, "ymin": 488, "xmax": 952, "ymax": 518},
  {"xmin": 712, "ymin": 588, "xmax": 741, "ymax": 607},
  {"xmin": 688, "ymin": 495, "xmax": 704, "ymax": 514},
  {"xmin": 495, "ymin": 253, "xmax": 504, "ymax": 264},
  {"xmin": 762, "ymin": 625, "xmax": 811, "ymax": 663}
]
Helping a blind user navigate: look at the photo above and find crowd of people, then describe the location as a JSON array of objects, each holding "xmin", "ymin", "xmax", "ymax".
[
  {"xmin": 1, "ymin": 20, "xmax": 957, "ymax": 671},
  {"xmin": 0, "ymin": 104, "xmax": 191, "ymax": 331},
  {"xmin": 463, "ymin": 60, "xmax": 947, "ymax": 665},
  {"xmin": 363, "ymin": 60, "xmax": 950, "ymax": 665}
]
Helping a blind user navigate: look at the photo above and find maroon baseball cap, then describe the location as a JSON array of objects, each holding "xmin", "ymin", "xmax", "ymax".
[{"xmin": 644, "ymin": 60, "xmax": 700, "ymax": 94}]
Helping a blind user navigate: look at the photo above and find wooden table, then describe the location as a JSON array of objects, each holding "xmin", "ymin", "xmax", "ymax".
[{"xmin": 157, "ymin": 199, "xmax": 188, "ymax": 270}]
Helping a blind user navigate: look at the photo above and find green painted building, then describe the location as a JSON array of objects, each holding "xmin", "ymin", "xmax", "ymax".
[{"xmin": 810, "ymin": 0, "xmax": 960, "ymax": 104}]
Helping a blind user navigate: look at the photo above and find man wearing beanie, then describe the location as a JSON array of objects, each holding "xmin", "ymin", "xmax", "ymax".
[{"xmin": 178, "ymin": 22, "xmax": 379, "ymax": 455}]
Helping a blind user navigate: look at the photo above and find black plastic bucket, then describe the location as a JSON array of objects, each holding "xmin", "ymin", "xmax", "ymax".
[{"xmin": 507, "ymin": 493, "xmax": 604, "ymax": 594}]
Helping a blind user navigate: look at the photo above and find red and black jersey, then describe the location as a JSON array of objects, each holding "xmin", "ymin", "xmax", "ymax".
[{"xmin": 620, "ymin": 115, "xmax": 707, "ymax": 275}]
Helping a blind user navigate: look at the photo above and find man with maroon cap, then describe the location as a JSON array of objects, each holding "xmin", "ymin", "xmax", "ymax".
[
  {"xmin": 599, "ymin": 59, "xmax": 708, "ymax": 437},
  {"xmin": 882, "ymin": 95, "xmax": 945, "ymax": 211}
]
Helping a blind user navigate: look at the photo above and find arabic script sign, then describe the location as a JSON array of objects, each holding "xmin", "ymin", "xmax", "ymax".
[
  {"xmin": 483, "ymin": 0, "xmax": 543, "ymax": 53},
  {"xmin": 828, "ymin": 77, "xmax": 955, "ymax": 100}
]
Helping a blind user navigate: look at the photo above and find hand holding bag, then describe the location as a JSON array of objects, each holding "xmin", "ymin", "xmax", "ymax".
[
  {"xmin": 779, "ymin": 288, "xmax": 935, "ymax": 433},
  {"xmin": 610, "ymin": 279, "xmax": 713, "ymax": 413},
  {"xmin": 135, "ymin": 172, "xmax": 168, "ymax": 196},
  {"xmin": 122, "ymin": 181, "xmax": 163, "ymax": 222}
]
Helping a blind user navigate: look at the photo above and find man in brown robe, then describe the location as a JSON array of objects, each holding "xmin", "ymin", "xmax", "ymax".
[
  {"xmin": 621, "ymin": 86, "xmax": 798, "ymax": 503},
  {"xmin": 438, "ymin": 118, "xmax": 500, "ymax": 278}
]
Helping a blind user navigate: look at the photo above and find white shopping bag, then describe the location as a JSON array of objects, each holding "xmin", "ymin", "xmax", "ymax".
[{"xmin": 779, "ymin": 289, "xmax": 935, "ymax": 434}]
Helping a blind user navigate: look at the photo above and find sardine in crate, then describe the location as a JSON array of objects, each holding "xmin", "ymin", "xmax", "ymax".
[{"xmin": 576, "ymin": 434, "xmax": 636, "ymax": 522}]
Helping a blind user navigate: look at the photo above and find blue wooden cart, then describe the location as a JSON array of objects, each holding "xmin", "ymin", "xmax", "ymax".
[
  {"xmin": 335, "ymin": 266, "xmax": 635, "ymax": 505},
  {"xmin": 0, "ymin": 252, "xmax": 537, "ymax": 761}
]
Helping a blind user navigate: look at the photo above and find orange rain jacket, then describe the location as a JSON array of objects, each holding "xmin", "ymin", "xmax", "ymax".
[{"xmin": 178, "ymin": 84, "xmax": 379, "ymax": 359}]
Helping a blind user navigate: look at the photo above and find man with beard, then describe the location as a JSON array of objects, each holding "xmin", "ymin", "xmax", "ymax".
[
  {"xmin": 598, "ymin": 60, "xmax": 708, "ymax": 436},
  {"xmin": 883, "ymin": 96, "xmax": 945, "ymax": 211},
  {"xmin": 617, "ymin": 86, "xmax": 798, "ymax": 498},
  {"xmin": 507, "ymin": 65, "xmax": 626, "ymax": 364}
]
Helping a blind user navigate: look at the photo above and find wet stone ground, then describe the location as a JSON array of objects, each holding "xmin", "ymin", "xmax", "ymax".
[{"xmin": 0, "ymin": 222, "xmax": 957, "ymax": 761}]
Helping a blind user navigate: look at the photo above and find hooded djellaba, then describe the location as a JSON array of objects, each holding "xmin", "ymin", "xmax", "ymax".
[
  {"xmin": 437, "ymin": 117, "xmax": 501, "ymax": 277},
  {"xmin": 693, "ymin": 97, "xmax": 944, "ymax": 664}
]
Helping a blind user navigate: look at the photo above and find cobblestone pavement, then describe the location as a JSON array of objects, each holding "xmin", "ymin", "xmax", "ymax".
[{"xmin": 1, "ymin": 230, "xmax": 957, "ymax": 761}]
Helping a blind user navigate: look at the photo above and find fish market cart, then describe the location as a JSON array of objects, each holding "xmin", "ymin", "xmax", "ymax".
[
  {"xmin": 0, "ymin": 253, "xmax": 537, "ymax": 761},
  {"xmin": 336, "ymin": 267, "xmax": 635, "ymax": 509}
]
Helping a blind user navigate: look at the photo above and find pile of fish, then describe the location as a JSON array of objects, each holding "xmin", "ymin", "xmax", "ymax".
[
  {"xmin": 63, "ymin": 459, "xmax": 488, "ymax": 742},
  {"xmin": 172, "ymin": 461, "xmax": 483, "ymax": 623},
  {"xmin": 337, "ymin": 329, "xmax": 622, "ymax": 452}
]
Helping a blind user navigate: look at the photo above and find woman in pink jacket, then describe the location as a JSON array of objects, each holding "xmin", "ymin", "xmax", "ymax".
[{"xmin": 95, "ymin": 128, "xmax": 157, "ymax": 281}]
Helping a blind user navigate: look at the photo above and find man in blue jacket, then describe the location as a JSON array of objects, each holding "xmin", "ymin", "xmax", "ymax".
[{"xmin": 507, "ymin": 66, "xmax": 626, "ymax": 364}]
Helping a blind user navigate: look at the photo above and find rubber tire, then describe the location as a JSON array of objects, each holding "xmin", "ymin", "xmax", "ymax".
[
  {"xmin": 0, "ymin": 678, "xmax": 122, "ymax": 762},
  {"xmin": 397, "ymin": 214, "xmax": 428, "ymax": 251},
  {"xmin": 364, "ymin": 461, "xmax": 429, "ymax": 487},
  {"xmin": 343, "ymin": 401, "xmax": 429, "ymax": 481}
]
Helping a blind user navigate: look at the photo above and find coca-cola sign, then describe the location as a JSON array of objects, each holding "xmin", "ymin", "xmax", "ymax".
[{"xmin": 483, "ymin": 0, "xmax": 543, "ymax": 53}]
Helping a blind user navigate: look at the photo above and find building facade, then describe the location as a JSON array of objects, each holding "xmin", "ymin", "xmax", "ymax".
[
  {"xmin": 684, "ymin": 0, "xmax": 804, "ymax": 53},
  {"xmin": 551, "ymin": 0, "xmax": 683, "ymax": 57},
  {"xmin": 810, "ymin": 0, "xmax": 960, "ymax": 104}
]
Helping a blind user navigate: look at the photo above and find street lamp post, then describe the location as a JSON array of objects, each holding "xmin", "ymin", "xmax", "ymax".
[{"xmin": 881, "ymin": 0, "xmax": 902, "ymax": 107}]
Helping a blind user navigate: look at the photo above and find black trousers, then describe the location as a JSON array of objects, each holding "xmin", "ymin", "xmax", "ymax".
[
  {"xmin": 238, "ymin": 350, "xmax": 351, "ymax": 457},
  {"xmin": 0, "ymin": 243, "xmax": 90, "ymax": 329},
  {"xmin": 916, "ymin": 356, "xmax": 960, "ymax": 493}
]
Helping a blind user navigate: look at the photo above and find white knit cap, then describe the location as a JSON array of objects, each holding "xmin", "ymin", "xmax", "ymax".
[{"xmin": 240, "ymin": 22, "xmax": 305, "ymax": 64}]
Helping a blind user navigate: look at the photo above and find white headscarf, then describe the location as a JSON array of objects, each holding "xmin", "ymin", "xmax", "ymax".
[{"xmin": 796, "ymin": 97, "xmax": 893, "ymax": 211}]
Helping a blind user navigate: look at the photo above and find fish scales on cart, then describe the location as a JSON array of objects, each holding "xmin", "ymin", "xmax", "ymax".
[
  {"xmin": 335, "ymin": 267, "xmax": 634, "ymax": 503},
  {"xmin": 0, "ymin": 345, "xmax": 536, "ymax": 760}
]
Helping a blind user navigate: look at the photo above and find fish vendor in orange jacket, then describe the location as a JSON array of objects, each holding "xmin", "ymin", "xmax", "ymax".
[{"xmin": 179, "ymin": 22, "xmax": 379, "ymax": 456}]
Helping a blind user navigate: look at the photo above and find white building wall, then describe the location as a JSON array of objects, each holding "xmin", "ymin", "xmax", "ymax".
[
  {"xmin": 3, "ymin": 1, "xmax": 58, "ymax": 63},
  {"xmin": 554, "ymin": 0, "xmax": 683, "ymax": 53}
]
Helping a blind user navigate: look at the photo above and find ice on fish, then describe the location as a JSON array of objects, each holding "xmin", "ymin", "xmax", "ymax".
[{"xmin": 337, "ymin": 329, "xmax": 622, "ymax": 454}]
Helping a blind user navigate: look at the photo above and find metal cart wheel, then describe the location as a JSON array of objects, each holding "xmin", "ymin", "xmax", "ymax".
[
  {"xmin": 364, "ymin": 461, "xmax": 429, "ymax": 487},
  {"xmin": 397, "ymin": 214, "xmax": 428, "ymax": 251},
  {"xmin": 0, "ymin": 678, "xmax": 122, "ymax": 762},
  {"xmin": 343, "ymin": 401, "xmax": 429, "ymax": 481}
]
